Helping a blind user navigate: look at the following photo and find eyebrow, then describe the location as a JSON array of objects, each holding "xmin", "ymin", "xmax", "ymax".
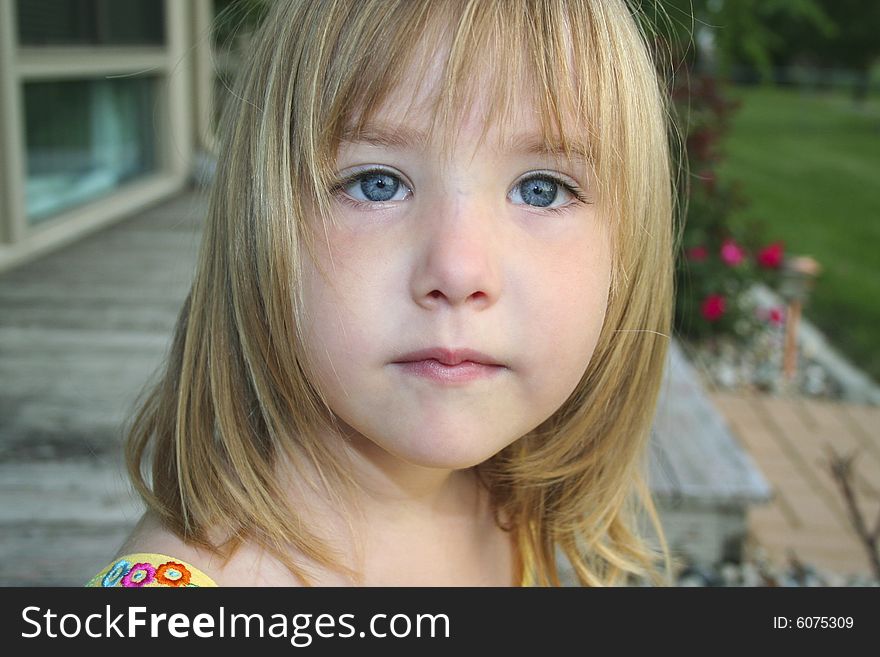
[
  {"xmin": 340, "ymin": 124, "xmax": 427, "ymax": 150},
  {"xmin": 340, "ymin": 123, "xmax": 590, "ymax": 161}
]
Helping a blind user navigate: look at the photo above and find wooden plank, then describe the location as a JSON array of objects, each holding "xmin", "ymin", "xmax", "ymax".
[
  {"xmin": 650, "ymin": 348, "xmax": 771, "ymax": 504},
  {"xmin": 713, "ymin": 392, "xmax": 878, "ymax": 577},
  {"xmin": 0, "ymin": 460, "xmax": 142, "ymax": 585},
  {"xmin": 0, "ymin": 190, "xmax": 205, "ymax": 584},
  {"xmin": 709, "ymin": 393, "xmax": 801, "ymax": 529},
  {"xmin": 764, "ymin": 397, "xmax": 880, "ymax": 537},
  {"xmin": 843, "ymin": 404, "xmax": 880, "ymax": 459},
  {"xmin": 794, "ymin": 398, "xmax": 880, "ymax": 500},
  {"xmin": 751, "ymin": 396, "xmax": 851, "ymax": 520},
  {"xmin": 0, "ymin": 522, "xmax": 134, "ymax": 586}
]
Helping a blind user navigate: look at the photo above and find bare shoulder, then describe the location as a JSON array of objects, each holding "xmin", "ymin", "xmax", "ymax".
[
  {"xmin": 117, "ymin": 511, "xmax": 194, "ymax": 559},
  {"xmin": 117, "ymin": 511, "xmax": 308, "ymax": 587}
]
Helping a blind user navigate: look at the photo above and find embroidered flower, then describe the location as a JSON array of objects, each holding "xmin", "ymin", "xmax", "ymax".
[
  {"xmin": 101, "ymin": 559, "xmax": 132, "ymax": 587},
  {"xmin": 121, "ymin": 562, "xmax": 156, "ymax": 587},
  {"xmin": 156, "ymin": 561, "xmax": 192, "ymax": 587}
]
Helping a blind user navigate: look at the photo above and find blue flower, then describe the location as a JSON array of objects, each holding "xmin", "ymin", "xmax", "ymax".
[{"xmin": 102, "ymin": 559, "xmax": 132, "ymax": 587}]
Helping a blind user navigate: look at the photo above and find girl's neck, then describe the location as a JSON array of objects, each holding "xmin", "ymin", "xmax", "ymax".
[{"xmin": 270, "ymin": 432, "xmax": 515, "ymax": 585}]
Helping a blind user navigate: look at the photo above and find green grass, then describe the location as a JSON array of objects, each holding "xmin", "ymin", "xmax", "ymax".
[{"xmin": 718, "ymin": 85, "xmax": 880, "ymax": 384}]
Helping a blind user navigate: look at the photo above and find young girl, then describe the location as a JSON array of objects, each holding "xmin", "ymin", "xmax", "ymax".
[{"xmin": 88, "ymin": 0, "xmax": 676, "ymax": 587}]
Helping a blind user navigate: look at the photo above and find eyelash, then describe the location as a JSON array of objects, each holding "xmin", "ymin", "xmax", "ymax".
[{"xmin": 331, "ymin": 166, "xmax": 590, "ymax": 213}]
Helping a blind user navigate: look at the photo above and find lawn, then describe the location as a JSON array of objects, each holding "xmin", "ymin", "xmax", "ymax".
[{"xmin": 718, "ymin": 85, "xmax": 880, "ymax": 384}]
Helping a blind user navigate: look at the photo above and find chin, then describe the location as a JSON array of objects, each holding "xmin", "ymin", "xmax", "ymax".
[{"xmin": 381, "ymin": 428, "xmax": 514, "ymax": 471}]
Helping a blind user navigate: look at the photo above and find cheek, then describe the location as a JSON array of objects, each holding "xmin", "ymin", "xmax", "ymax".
[
  {"xmin": 298, "ymin": 239, "xmax": 358, "ymax": 376},
  {"xmin": 522, "ymin": 232, "xmax": 611, "ymax": 391},
  {"xmin": 298, "ymin": 230, "xmax": 390, "ymax": 375}
]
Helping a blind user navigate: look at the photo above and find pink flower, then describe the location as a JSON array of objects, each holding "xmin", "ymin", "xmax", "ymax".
[
  {"xmin": 756, "ymin": 306, "xmax": 785, "ymax": 326},
  {"xmin": 686, "ymin": 245, "xmax": 708, "ymax": 262},
  {"xmin": 757, "ymin": 242, "xmax": 784, "ymax": 269},
  {"xmin": 701, "ymin": 294, "xmax": 726, "ymax": 322},
  {"xmin": 720, "ymin": 239, "xmax": 745, "ymax": 266},
  {"xmin": 121, "ymin": 562, "xmax": 156, "ymax": 587}
]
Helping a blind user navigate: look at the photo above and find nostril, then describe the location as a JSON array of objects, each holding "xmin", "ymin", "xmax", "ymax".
[{"xmin": 429, "ymin": 290, "xmax": 443, "ymax": 299}]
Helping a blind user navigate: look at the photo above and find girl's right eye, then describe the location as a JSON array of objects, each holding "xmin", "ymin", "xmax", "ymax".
[{"xmin": 336, "ymin": 168, "xmax": 412, "ymax": 204}]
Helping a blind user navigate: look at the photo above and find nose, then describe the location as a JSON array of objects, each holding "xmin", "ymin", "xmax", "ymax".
[{"xmin": 410, "ymin": 195, "xmax": 502, "ymax": 311}]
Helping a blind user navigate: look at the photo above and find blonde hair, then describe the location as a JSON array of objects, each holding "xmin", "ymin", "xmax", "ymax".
[{"xmin": 127, "ymin": 0, "xmax": 677, "ymax": 586}]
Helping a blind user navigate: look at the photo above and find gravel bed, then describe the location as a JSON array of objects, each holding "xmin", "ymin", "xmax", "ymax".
[
  {"xmin": 673, "ymin": 547, "xmax": 879, "ymax": 587},
  {"xmin": 683, "ymin": 322, "xmax": 846, "ymax": 400}
]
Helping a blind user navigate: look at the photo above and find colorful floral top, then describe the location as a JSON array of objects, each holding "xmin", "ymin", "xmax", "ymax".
[
  {"xmin": 86, "ymin": 553, "xmax": 217, "ymax": 588},
  {"xmin": 88, "ymin": 550, "xmax": 535, "ymax": 587}
]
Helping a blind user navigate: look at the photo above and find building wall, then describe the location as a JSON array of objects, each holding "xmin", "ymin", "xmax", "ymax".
[{"xmin": 0, "ymin": 0, "xmax": 215, "ymax": 272}]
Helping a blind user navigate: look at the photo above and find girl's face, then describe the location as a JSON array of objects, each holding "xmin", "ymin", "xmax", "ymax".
[{"xmin": 300, "ymin": 64, "xmax": 611, "ymax": 471}]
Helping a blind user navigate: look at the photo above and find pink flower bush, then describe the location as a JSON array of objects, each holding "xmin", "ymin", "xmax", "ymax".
[
  {"xmin": 720, "ymin": 238, "xmax": 745, "ymax": 266},
  {"xmin": 701, "ymin": 294, "xmax": 726, "ymax": 322},
  {"xmin": 671, "ymin": 71, "xmax": 787, "ymax": 342}
]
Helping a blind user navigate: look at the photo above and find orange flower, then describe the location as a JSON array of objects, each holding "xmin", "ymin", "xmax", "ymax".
[{"xmin": 155, "ymin": 561, "xmax": 192, "ymax": 587}]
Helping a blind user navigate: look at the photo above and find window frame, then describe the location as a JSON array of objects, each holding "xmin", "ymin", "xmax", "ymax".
[{"xmin": 0, "ymin": 0, "xmax": 196, "ymax": 268}]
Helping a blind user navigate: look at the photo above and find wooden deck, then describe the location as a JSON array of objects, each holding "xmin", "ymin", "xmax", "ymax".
[{"xmin": 709, "ymin": 391, "xmax": 880, "ymax": 578}]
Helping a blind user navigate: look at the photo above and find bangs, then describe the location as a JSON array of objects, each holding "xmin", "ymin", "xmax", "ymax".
[{"xmin": 313, "ymin": 0, "xmax": 602, "ymax": 191}]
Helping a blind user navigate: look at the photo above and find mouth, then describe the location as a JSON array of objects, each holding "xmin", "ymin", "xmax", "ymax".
[
  {"xmin": 391, "ymin": 347, "xmax": 506, "ymax": 383},
  {"xmin": 394, "ymin": 347, "xmax": 503, "ymax": 367}
]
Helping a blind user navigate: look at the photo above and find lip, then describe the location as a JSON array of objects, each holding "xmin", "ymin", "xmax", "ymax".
[
  {"xmin": 394, "ymin": 348, "xmax": 503, "ymax": 367},
  {"xmin": 392, "ymin": 347, "xmax": 506, "ymax": 384}
]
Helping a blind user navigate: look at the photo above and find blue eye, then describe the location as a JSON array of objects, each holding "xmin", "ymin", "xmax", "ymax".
[
  {"xmin": 339, "ymin": 168, "xmax": 411, "ymax": 203},
  {"xmin": 510, "ymin": 174, "xmax": 577, "ymax": 209},
  {"xmin": 359, "ymin": 172, "xmax": 399, "ymax": 201},
  {"xmin": 519, "ymin": 177, "xmax": 557, "ymax": 207}
]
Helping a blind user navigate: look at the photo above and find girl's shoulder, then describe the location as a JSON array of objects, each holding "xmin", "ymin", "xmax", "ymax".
[
  {"xmin": 85, "ymin": 511, "xmax": 219, "ymax": 587},
  {"xmin": 85, "ymin": 552, "xmax": 218, "ymax": 588},
  {"xmin": 86, "ymin": 511, "xmax": 308, "ymax": 587}
]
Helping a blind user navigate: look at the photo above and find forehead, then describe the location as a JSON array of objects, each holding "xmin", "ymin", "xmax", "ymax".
[{"xmin": 340, "ymin": 40, "xmax": 590, "ymax": 165}]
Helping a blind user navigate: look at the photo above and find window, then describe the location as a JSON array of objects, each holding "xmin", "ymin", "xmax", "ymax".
[
  {"xmin": 23, "ymin": 76, "xmax": 159, "ymax": 223},
  {"xmin": 17, "ymin": 0, "xmax": 165, "ymax": 46}
]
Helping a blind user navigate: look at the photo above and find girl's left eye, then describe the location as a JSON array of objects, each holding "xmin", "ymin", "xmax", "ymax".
[
  {"xmin": 509, "ymin": 174, "xmax": 581, "ymax": 209},
  {"xmin": 338, "ymin": 169, "xmax": 411, "ymax": 203}
]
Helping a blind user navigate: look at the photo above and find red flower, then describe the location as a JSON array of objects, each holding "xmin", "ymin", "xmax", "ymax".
[
  {"xmin": 757, "ymin": 242, "xmax": 784, "ymax": 269},
  {"xmin": 769, "ymin": 307, "xmax": 784, "ymax": 326},
  {"xmin": 720, "ymin": 239, "xmax": 745, "ymax": 266},
  {"xmin": 701, "ymin": 294, "xmax": 726, "ymax": 322},
  {"xmin": 756, "ymin": 306, "xmax": 785, "ymax": 326},
  {"xmin": 686, "ymin": 245, "xmax": 708, "ymax": 262}
]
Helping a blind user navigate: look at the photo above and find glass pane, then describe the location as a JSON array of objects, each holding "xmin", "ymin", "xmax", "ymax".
[
  {"xmin": 17, "ymin": 0, "xmax": 165, "ymax": 46},
  {"xmin": 24, "ymin": 77, "xmax": 159, "ymax": 223}
]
